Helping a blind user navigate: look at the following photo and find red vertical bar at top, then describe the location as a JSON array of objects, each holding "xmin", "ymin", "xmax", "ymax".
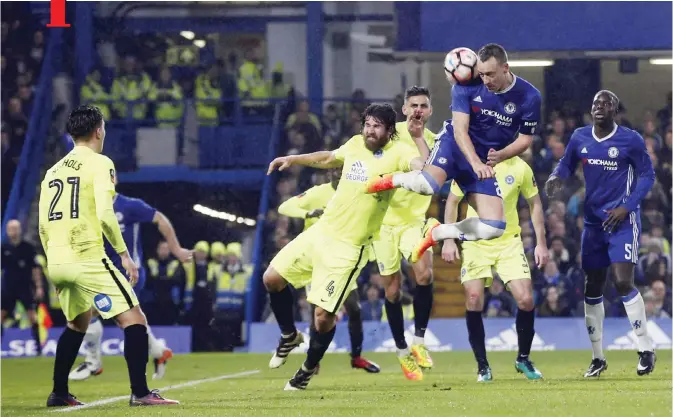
[{"xmin": 46, "ymin": 0, "xmax": 71, "ymax": 28}]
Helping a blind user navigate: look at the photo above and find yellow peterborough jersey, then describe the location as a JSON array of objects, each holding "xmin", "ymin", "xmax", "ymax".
[
  {"xmin": 450, "ymin": 156, "xmax": 538, "ymax": 245},
  {"xmin": 319, "ymin": 135, "xmax": 417, "ymax": 246},
  {"xmin": 39, "ymin": 145, "xmax": 127, "ymax": 264},
  {"xmin": 278, "ymin": 183, "xmax": 336, "ymax": 231},
  {"xmin": 382, "ymin": 122, "xmax": 435, "ymax": 225}
]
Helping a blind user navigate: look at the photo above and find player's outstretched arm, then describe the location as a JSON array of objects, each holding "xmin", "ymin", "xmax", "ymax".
[
  {"xmin": 153, "ymin": 211, "xmax": 193, "ymax": 263},
  {"xmin": 441, "ymin": 189, "xmax": 462, "ymax": 263},
  {"xmin": 526, "ymin": 194, "xmax": 550, "ymax": 268},
  {"xmin": 267, "ymin": 151, "xmax": 342, "ymax": 174}
]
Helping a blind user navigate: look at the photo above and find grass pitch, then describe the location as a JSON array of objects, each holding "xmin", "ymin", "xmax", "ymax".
[{"xmin": 1, "ymin": 350, "xmax": 670, "ymax": 416}]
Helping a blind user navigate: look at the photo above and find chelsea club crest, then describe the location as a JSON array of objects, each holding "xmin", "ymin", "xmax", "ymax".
[
  {"xmin": 608, "ymin": 147, "xmax": 619, "ymax": 158},
  {"xmin": 504, "ymin": 102, "xmax": 516, "ymax": 114}
]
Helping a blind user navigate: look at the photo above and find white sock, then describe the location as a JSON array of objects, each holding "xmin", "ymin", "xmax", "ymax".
[
  {"xmin": 413, "ymin": 336, "xmax": 425, "ymax": 346},
  {"xmin": 84, "ymin": 318, "xmax": 103, "ymax": 367},
  {"xmin": 584, "ymin": 298, "xmax": 605, "ymax": 360},
  {"xmin": 147, "ymin": 326, "xmax": 166, "ymax": 359},
  {"xmin": 392, "ymin": 171, "xmax": 438, "ymax": 195},
  {"xmin": 431, "ymin": 218, "xmax": 505, "ymax": 241},
  {"xmin": 397, "ymin": 348, "xmax": 410, "ymax": 357},
  {"xmin": 622, "ymin": 290, "xmax": 654, "ymax": 352}
]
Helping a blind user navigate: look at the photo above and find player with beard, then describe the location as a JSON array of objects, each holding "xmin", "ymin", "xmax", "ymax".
[{"xmin": 264, "ymin": 103, "xmax": 426, "ymax": 390}]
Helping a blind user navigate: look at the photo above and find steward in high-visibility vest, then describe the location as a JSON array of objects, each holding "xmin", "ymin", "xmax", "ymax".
[
  {"xmin": 182, "ymin": 241, "xmax": 214, "ymax": 311},
  {"xmin": 111, "ymin": 56, "xmax": 152, "ymax": 120},
  {"xmin": 237, "ymin": 56, "xmax": 268, "ymax": 109},
  {"xmin": 146, "ymin": 241, "xmax": 183, "ymax": 324},
  {"xmin": 148, "ymin": 67, "xmax": 184, "ymax": 127},
  {"xmin": 194, "ymin": 65, "xmax": 221, "ymax": 126},
  {"xmin": 80, "ymin": 70, "xmax": 111, "ymax": 120},
  {"xmin": 267, "ymin": 62, "xmax": 290, "ymax": 100}
]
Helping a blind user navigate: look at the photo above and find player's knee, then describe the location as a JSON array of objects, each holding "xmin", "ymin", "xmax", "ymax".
[
  {"xmin": 399, "ymin": 171, "xmax": 439, "ymax": 195},
  {"xmin": 415, "ymin": 267, "xmax": 433, "ymax": 285},
  {"xmin": 384, "ymin": 281, "xmax": 401, "ymax": 303},
  {"xmin": 464, "ymin": 289, "xmax": 484, "ymax": 311},
  {"xmin": 516, "ymin": 292, "xmax": 535, "ymax": 311},
  {"xmin": 115, "ymin": 305, "xmax": 148, "ymax": 328},
  {"xmin": 314, "ymin": 308, "xmax": 336, "ymax": 333},
  {"xmin": 263, "ymin": 267, "xmax": 285, "ymax": 293}
]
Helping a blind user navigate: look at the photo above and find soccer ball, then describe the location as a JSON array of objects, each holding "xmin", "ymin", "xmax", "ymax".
[{"xmin": 444, "ymin": 47, "xmax": 478, "ymax": 86}]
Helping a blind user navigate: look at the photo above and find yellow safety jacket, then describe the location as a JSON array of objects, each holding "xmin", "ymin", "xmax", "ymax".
[
  {"xmin": 148, "ymin": 81, "xmax": 184, "ymax": 127},
  {"xmin": 194, "ymin": 74, "xmax": 221, "ymax": 126}
]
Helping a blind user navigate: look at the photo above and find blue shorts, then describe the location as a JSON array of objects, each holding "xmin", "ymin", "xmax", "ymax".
[
  {"xmin": 581, "ymin": 212, "xmax": 641, "ymax": 271},
  {"xmin": 428, "ymin": 123, "xmax": 501, "ymax": 198}
]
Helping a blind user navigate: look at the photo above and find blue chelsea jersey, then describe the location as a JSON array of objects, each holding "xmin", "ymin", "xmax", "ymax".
[
  {"xmin": 451, "ymin": 75, "xmax": 542, "ymax": 159},
  {"xmin": 104, "ymin": 193, "xmax": 157, "ymax": 266},
  {"xmin": 552, "ymin": 124, "xmax": 655, "ymax": 226}
]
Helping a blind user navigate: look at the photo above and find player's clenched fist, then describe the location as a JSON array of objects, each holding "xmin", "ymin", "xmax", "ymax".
[
  {"xmin": 267, "ymin": 156, "xmax": 295, "ymax": 174},
  {"xmin": 441, "ymin": 239, "xmax": 460, "ymax": 263}
]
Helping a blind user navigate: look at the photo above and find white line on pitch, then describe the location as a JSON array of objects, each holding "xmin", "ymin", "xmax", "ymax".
[{"xmin": 51, "ymin": 369, "xmax": 260, "ymax": 412}]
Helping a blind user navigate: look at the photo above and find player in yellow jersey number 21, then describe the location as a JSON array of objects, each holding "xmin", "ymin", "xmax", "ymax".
[{"xmin": 39, "ymin": 105, "xmax": 177, "ymax": 407}]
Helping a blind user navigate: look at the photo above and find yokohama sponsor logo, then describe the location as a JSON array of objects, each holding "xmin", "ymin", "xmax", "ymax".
[{"xmin": 480, "ymin": 109, "xmax": 512, "ymax": 125}]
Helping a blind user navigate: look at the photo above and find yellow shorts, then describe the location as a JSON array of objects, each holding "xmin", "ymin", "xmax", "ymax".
[
  {"xmin": 48, "ymin": 258, "xmax": 139, "ymax": 321},
  {"xmin": 460, "ymin": 237, "xmax": 530, "ymax": 287},
  {"xmin": 372, "ymin": 221, "xmax": 431, "ymax": 275},
  {"xmin": 271, "ymin": 225, "xmax": 369, "ymax": 314}
]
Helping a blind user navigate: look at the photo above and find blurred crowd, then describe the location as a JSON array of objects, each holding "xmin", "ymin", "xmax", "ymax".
[
  {"xmin": 1, "ymin": 6, "xmax": 44, "ymax": 212},
  {"xmin": 262, "ymin": 89, "xmax": 673, "ymax": 322},
  {"xmin": 1, "ymin": 215, "xmax": 252, "ymax": 352}
]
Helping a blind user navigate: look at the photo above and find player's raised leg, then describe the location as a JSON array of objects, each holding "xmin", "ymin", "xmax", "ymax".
[
  {"xmin": 263, "ymin": 266, "xmax": 304, "ymax": 368},
  {"xmin": 613, "ymin": 262, "xmax": 656, "ymax": 375},
  {"xmin": 408, "ymin": 247, "xmax": 434, "ymax": 370},
  {"xmin": 342, "ymin": 290, "xmax": 380, "ymax": 373},
  {"xmin": 583, "ymin": 268, "xmax": 609, "ymax": 377},
  {"xmin": 508, "ymin": 278, "xmax": 542, "ymax": 380}
]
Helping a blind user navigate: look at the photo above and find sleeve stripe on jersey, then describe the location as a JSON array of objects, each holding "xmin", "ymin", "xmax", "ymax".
[
  {"xmin": 102, "ymin": 258, "xmax": 135, "ymax": 309},
  {"xmin": 330, "ymin": 245, "xmax": 365, "ymax": 315}
]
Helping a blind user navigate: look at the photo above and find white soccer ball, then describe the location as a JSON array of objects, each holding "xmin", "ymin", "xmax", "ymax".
[{"xmin": 444, "ymin": 47, "xmax": 478, "ymax": 86}]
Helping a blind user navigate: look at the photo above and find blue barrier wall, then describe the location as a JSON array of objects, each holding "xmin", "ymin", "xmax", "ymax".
[
  {"xmin": 1, "ymin": 326, "xmax": 191, "ymax": 358},
  {"xmin": 397, "ymin": 2, "xmax": 673, "ymax": 52},
  {"xmin": 249, "ymin": 318, "xmax": 672, "ymax": 353}
]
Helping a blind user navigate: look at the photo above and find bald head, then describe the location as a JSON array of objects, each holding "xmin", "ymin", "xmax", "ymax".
[{"xmin": 6, "ymin": 219, "xmax": 22, "ymax": 242}]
